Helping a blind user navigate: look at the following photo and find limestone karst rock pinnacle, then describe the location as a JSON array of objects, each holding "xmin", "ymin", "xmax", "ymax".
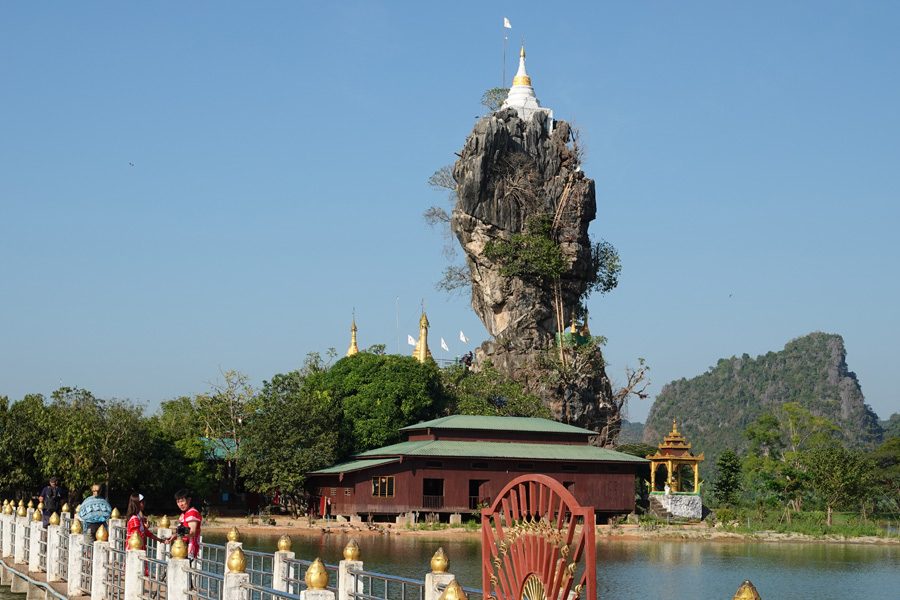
[{"xmin": 451, "ymin": 106, "xmax": 619, "ymax": 443}]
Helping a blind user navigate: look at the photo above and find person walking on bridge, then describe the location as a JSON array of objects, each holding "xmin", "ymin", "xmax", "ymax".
[{"xmin": 39, "ymin": 476, "xmax": 65, "ymax": 528}]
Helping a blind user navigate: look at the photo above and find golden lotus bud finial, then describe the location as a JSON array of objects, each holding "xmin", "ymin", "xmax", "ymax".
[
  {"xmin": 75, "ymin": 503, "xmax": 81, "ymax": 513},
  {"xmin": 61, "ymin": 503, "xmax": 70, "ymax": 513},
  {"xmin": 32, "ymin": 509, "xmax": 41, "ymax": 522},
  {"xmin": 128, "ymin": 531, "xmax": 143, "ymax": 550},
  {"xmin": 277, "ymin": 535, "xmax": 292, "ymax": 552},
  {"xmin": 227, "ymin": 526, "xmax": 242, "ymax": 542},
  {"xmin": 71, "ymin": 519, "xmax": 83, "ymax": 534},
  {"xmin": 304, "ymin": 558, "xmax": 329, "ymax": 590},
  {"xmin": 95, "ymin": 525, "xmax": 109, "ymax": 542},
  {"xmin": 438, "ymin": 581, "xmax": 468, "ymax": 600},
  {"xmin": 18, "ymin": 499, "xmax": 24, "ymax": 507},
  {"xmin": 159, "ymin": 515, "xmax": 170, "ymax": 528},
  {"xmin": 430, "ymin": 548, "xmax": 449, "ymax": 573},
  {"xmin": 170, "ymin": 538, "xmax": 187, "ymax": 559},
  {"xmin": 17, "ymin": 506, "xmax": 26, "ymax": 517},
  {"xmin": 227, "ymin": 547, "xmax": 247, "ymax": 573},
  {"xmin": 110, "ymin": 507, "xmax": 120, "ymax": 519},
  {"xmin": 2, "ymin": 499, "xmax": 7, "ymax": 506},
  {"xmin": 50, "ymin": 512, "xmax": 60, "ymax": 525},
  {"xmin": 343, "ymin": 539, "xmax": 360, "ymax": 561},
  {"xmin": 733, "ymin": 580, "xmax": 761, "ymax": 600},
  {"xmin": 38, "ymin": 502, "xmax": 44, "ymax": 511},
  {"xmin": 4, "ymin": 504, "xmax": 12, "ymax": 515},
  {"xmin": 27, "ymin": 500, "xmax": 34, "ymax": 509}
]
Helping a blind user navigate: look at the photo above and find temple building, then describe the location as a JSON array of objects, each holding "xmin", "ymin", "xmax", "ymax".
[
  {"xmin": 646, "ymin": 420, "xmax": 705, "ymax": 519},
  {"xmin": 306, "ymin": 415, "xmax": 646, "ymax": 523},
  {"xmin": 502, "ymin": 43, "xmax": 553, "ymax": 130}
]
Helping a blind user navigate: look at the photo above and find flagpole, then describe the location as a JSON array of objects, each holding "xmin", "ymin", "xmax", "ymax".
[{"xmin": 502, "ymin": 21, "xmax": 507, "ymax": 88}]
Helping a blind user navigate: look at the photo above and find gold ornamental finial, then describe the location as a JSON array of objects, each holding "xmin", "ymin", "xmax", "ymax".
[
  {"xmin": 32, "ymin": 509, "xmax": 41, "ymax": 522},
  {"xmin": 110, "ymin": 507, "xmax": 120, "ymax": 519},
  {"xmin": 2, "ymin": 499, "xmax": 7, "ymax": 506},
  {"xmin": 158, "ymin": 515, "xmax": 170, "ymax": 528},
  {"xmin": 733, "ymin": 580, "xmax": 762, "ymax": 600},
  {"xmin": 343, "ymin": 539, "xmax": 360, "ymax": 561},
  {"xmin": 50, "ymin": 512, "xmax": 60, "ymax": 525},
  {"xmin": 27, "ymin": 500, "xmax": 34, "ymax": 509},
  {"xmin": 413, "ymin": 311, "xmax": 434, "ymax": 363},
  {"xmin": 128, "ymin": 531, "xmax": 143, "ymax": 550},
  {"xmin": 170, "ymin": 537, "xmax": 187, "ymax": 559},
  {"xmin": 18, "ymin": 499, "xmax": 24, "ymax": 507},
  {"xmin": 4, "ymin": 504, "xmax": 12, "ymax": 515},
  {"xmin": 672, "ymin": 419, "xmax": 678, "ymax": 434},
  {"xmin": 17, "ymin": 505, "xmax": 26, "ymax": 517},
  {"xmin": 570, "ymin": 314, "xmax": 577, "ymax": 333},
  {"xmin": 227, "ymin": 548, "xmax": 247, "ymax": 573},
  {"xmin": 38, "ymin": 502, "xmax": 43, "ymax": 511},
  {"xmin": 277, "ymin": 535, "xmax": 292, "ymax": 552},
  {"xmin": 438, "ymin": 581, "xmax": 468, "ymax": 600},
  {"xmin": 520, "ymin": 42, "xmax": 526, "ymax": 57},
  {"xmin": 347, "ymin": 314, "xmax": 360, "ymax": 357},
  {"xmin": 305, "ymin": 558, "xmax": 329, "ymax": 590},
  {"xmin": 75, "ymin": 503, "xmax": 81, "ymax": 513},
  {"xmin": 61, "ymin": 503, "xmax": 70, "ymax": 513},
  {"xmin": 430, "ymin": 547, "xmax": 449, "ymax": 573},
  {"xmin": 71, "ymin": 519, "xmax": 83, "ymax": 534},
  {"xmin": 95, "ymin": 525, "xmax": 109, "ymax": 542},
  {"xmin": 227, "ymin": 526, "xmax": 241, "ymax": 542}
]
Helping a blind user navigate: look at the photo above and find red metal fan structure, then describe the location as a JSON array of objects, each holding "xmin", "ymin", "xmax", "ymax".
[{"xmin": 482, "ymin": 474, "xmax": 596, "ymax": 600}]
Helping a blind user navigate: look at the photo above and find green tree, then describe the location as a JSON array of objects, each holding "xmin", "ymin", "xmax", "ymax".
[
  {"xmin": 443, "ymin": 363, "xmax": 550, "ymax": 418},
  {"xmin": 239, "ymin": 371, "xmax": 343, "ymax": 515},
  {"xmin": 867, "ymin": 437, "xmax": 900, "ymax": 512},
  {"xmin": 801, "ymin": 445, "xmax": 873, "ymax": 526},
  {"xmin": 713, "ymin": 449, "xmax": 743, "ymax": 507},
  {"xmin": 155, "ymin": 396, "xmax": 218, "ymax": 496},
  {"xmin": 0, "ymin": 395, "xmax": 48, "ymax": 496},
  {"xmin": 481, "ymin": 88, "xmax": 509, "ymax": 112},
  {"xmin": 325, "ymin": 353, "xmax": 448, "ymax": 454}
]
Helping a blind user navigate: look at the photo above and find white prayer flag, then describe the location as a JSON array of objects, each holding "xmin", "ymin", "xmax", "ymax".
[
  {"xmin": 441, "ymin": 338, "xmax": 449, "ymax": 352},
  {"xmin": 504, "ymin": 18, "xmax": 512, "ymax": 29},
  {"xmin": 460, "ymin": 330, "xmax": 469, "ymax": 343},
  {"xmin": 408, "ymin": 334, "xmax": 417, "ymax": 346}
]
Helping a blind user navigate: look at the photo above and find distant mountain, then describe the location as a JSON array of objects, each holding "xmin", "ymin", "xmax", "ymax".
[
  {"xmin": 618, "ymin": 420, "xmax": 644, "ymax": 445},
  {"xmin": 642, "ymin": 332, "xmax": 882, "ymax": 473}
]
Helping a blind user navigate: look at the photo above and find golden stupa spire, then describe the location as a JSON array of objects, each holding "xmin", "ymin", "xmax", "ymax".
[
  {"xmin": 413, "ymin": 311, "xmax": 434, "ymax": 363},
  {"xmin": 513, "ymin": 41, "xmax": 531, "ymax": 87},
  {"xmin": 346, "ymin": 311, "xmax": 359, "ymax": 357}
]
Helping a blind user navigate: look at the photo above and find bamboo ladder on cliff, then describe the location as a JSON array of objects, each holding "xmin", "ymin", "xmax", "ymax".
[{"xmin": 551, "ymin": 183, "xmax": 574, "ymax": 367}]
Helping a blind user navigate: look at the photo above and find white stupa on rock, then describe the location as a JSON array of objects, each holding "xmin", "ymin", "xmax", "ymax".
[{"xmin": 501, "ymin": 43, "xmax": 553, "ymax": 131}]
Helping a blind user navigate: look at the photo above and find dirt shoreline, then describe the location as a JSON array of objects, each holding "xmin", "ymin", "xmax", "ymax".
[{"xmin": 199, "ymin": 517, "xmax": 899, "ymax": 545}]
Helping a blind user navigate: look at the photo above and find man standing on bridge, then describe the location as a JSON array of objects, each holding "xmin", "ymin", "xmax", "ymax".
[{"xmin": 39, "ymin": 476, "xmax": 65, "ymax": 528}]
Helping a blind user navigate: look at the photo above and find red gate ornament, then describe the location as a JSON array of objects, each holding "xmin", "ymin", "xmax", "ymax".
[{"xmin": 481, "ymin": 474, "xmax": 596, "ymax": 600}]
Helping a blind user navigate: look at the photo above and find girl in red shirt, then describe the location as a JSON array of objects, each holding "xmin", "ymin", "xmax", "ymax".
[{"xmin": 125, "ymin": 493, "xmax": 163, "ymax": 550}]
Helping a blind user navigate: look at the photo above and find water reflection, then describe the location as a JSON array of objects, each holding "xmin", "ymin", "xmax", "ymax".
[{"xmin": 206, "ymin": 531, "xmax": 900, "ymax": 600}]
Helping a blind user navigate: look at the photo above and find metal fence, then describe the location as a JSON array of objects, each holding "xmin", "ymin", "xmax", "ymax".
[
  {"xmin": 39, "ymin": 527, "xmax": 48, "ymax": 572},
  {"xmin": 184, "ymin": 565, "xmax": 224, "ymax": 600},
  {"xmin": 22, "ymin": 520, "xmax": 31, "ymax": 558},
  {"xmin": 106, "ymin": 546, "xmax": 127, "ymax": 600},
  {"xmin": 198, "ymin": 543, "xmax": 227, "ymax": 575},
  {"xmin": 139, "ymin": 555, "xmax": 169, "ymax": 600},
  {"xmin": 57, "ymin": 520, "xmax": 70, "ymax": 578},
  {"xmin": 80, "ymin": 539, "xmax": 94, "ymax": 595},
  {"xmin": 283, "ymin": 558, "xmax": 340, "ymax": 596}
]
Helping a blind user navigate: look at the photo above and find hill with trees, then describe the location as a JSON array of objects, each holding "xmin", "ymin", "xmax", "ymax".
[{"xmin": 642, "ymin": 332, "xmax": 883, "ymax": 474}]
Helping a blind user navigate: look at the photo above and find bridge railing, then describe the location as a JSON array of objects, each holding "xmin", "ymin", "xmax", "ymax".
[{"xmin": 0, "ymin": 512, "xmax": 479, "ymax": 600}]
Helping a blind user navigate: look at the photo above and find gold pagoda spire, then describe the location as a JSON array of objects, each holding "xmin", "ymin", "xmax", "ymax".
[
  {"xmin": 512, "ymin": 42, "xmax": 532, "ymax": 87},
  {"xmin": 413, "ymin": 312, "xmax": 434, "ymax": 363},
  {"xmin": 346, "ymin": 313, "xmax": 359, "ymax": 357}
]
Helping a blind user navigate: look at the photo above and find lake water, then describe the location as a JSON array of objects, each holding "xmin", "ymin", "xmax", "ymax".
[{"xmin": 205, "ymin": 531, "xmax": 900, "ymax": 600}]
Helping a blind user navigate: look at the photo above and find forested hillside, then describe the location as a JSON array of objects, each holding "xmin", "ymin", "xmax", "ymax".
[{"xmin": 642, "ymin": 332, "xmax": 882, "ymax": 473}]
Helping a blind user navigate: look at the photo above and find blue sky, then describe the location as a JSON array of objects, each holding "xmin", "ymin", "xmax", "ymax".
[{"xmin": 2, "ymin": 1, "xmax": 898, "ymax": 424}]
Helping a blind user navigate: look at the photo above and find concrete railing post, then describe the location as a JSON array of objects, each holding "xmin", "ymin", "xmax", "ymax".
[
  {"xmin": 91, "ymin": 540, "xmax": 110, "ymax": 600},
  {"xmin": 156, "ymin": 527, "xmax": 172, "ymax": 560},
  {"xmin": 28, "ymin": 519, "xmax": 41, "ymax": 572},
  {"xmin": 108, "ymin": 519, "xmax": 124, "ymax": 549},
  {"xmin": 167, "ymin": 558, "xmax": 190, "ymax": 600},
  {"xmin": 13, "ymin": 515, "xmax": 27, "ymax": 564},
  {"xmin": 273, "ymin": 550, "xmax": 295, "ymax": 592},
  {"xmin": 124, "ymin": 548, "xmax": 145, "ymax": 600},
  {"xmin": 0, "ymin": 514, "xmax": 9, "ymax": 558},
  {"xmin": 301, "ymin": 585, "xmax": 335, "ymax": 600},
  {"xmin": 68, "ymin": 532, "xmax": 87, "ymax": 597},
  {"xmin": 424, "ymin": 571, "xmax": 455, "ymax": 600},
  {"xmin": 224, "ymin": 572, "xmax": 250, "ymax": 600},
  {"xmin": 339, "ymin": 558, "xmax": 364, "ymax": 600},
  {"xmin": 47, "ymin": 523, "xmax": 61, "ymax": 581}
]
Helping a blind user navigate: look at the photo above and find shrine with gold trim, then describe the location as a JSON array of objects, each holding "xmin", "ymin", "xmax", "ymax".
[{"xmin": 646, "ymin": 419, "xmax": 705, "ymax": 519}]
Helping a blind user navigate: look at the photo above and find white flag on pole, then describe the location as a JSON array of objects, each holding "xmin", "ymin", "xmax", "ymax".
[
  {"xmin": 504, "ymin": 18, "xmax": 512, "ymax": 29},
  {"xmin": 408, "ymin": 335, "xmax": 417, "ymax": 346},
  {"xmin": 441, "ymin": 338, "xmax": 449, "ymax": 352},
  {"xmin": 460, "ymin": 330, "xmax": 469, "ymax": 343}
]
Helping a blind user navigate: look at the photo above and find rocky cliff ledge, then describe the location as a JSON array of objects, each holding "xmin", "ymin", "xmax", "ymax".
[{"xmin": 451, "ymin": 108, "xmax": 620, "ymax": 443}]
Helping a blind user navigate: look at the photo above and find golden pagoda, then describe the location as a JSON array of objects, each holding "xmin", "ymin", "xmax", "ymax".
[
  {"xmin": 412, "ymin": 312, "xmax": 434, "ymax": 363},
  {"xmin": 646, "ymin": 419, "xmax": 704, "ymax": 493},
  {"xmin": 346, "ymin": 316, "xmax": 360, "ymax": 357}
]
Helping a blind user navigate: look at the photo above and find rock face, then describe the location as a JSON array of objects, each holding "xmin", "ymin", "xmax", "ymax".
[
  {"xmin": 451, "ymin": 108, "xmax": 616, "ymax": 439},
  {"xmin": 642, "ymin": 332, "xmax": 883, "ymax": 470}
]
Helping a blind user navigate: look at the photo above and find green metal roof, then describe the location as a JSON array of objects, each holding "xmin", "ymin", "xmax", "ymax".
[
  {"xmin": 400, "ymin": 415, "xmax": 597, "ymax": 435},
  {"xmin": 309, "ymin": 458, "xmax": 400, "ymax": 475},
  {"xmin": 355, "ymin": 439, "xmax": 647, "ymax": 463}
]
